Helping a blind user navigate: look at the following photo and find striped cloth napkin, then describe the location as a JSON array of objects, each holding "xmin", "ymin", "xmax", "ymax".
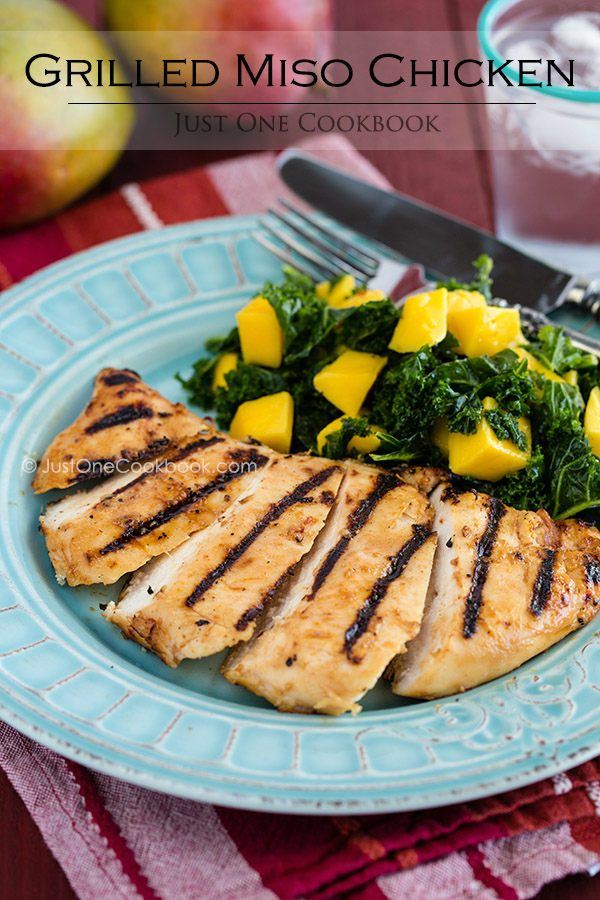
[{"xmin": 1, "ymin": 135, "xmax": 600, "ymax": 900}]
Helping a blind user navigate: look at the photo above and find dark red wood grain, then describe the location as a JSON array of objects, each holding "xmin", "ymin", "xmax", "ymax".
[{"xmin": 0, "ymin": 1, "xmax": 597, "ymax": 897}]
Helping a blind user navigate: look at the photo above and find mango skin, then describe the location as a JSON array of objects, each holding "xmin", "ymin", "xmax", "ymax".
[
  {"xmin": 236, "ymin": 296, "xmax": 284, "ymax": 368},
  {"xmin": 448, "ymin": 398, "xmax": 531, "ymax": 482},
  {"xmin": 584, "ymin": 386, "xmax": 600, "ymax": 458},
  {"xmin": 313, "ymin": 350, "xmax": 387, "ymax": 417},
  {"xmin": 212, "ymin": 352, "xmax": 238, "ymax": 390},
  {"xmin": 0, "ymin": 0, "xmax": 134, "ymax": 229},
  {"xmin": 230, "ymin": 391, "xmax": 293, "ymax": 454},
  {"xmin": 450, "ymin": 306, "xmax": 523, "ymax": 358},
  {"xmin": 389, "ymin": 288, "xmax": 448, "ymax": 353}
]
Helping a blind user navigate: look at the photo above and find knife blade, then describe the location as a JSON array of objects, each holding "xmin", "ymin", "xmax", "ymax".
[{"xmin": 277, "ymin": 149, "xmax": 578, "ymax": 313}]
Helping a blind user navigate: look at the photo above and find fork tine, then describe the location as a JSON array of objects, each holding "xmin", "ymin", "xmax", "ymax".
[
  {"xmin": 261, "ymin": 221, "xmax": 341, "ymax": 280},
  {"xmin": 279, "ymin": 198, "xmax": 380, "ymax": 268},
  {"xmin": 252, "ymin": 232, "xmax": 335, "ymax": 281},
  {"xmin": 268, "ymin": 208, "xmax": 375, "ymax": 279}
]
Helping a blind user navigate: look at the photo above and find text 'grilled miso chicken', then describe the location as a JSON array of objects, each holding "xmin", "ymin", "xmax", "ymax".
[
  {"xmin": 41, "ymin": 433, "xmax": 272, "ymax": 585},
  {"xmin": 106, "ymin": 455, "xmax": 344, "ymax": 666},
  {"xmin": 223, "ymin": 465, "xmax": 437, "ymax": 715},
  {"xmin": 33, "ymin": 368, "xmax": 202, "ymax": 493},
  {"xmin": 390, "ymin": 482, "xmax": 600, "ymax": 699}
]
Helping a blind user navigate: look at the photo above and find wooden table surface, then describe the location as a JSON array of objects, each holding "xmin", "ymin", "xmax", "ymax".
[{"xmin": 0, "ymin": 1, "xmax": 597, "ymax": 897}]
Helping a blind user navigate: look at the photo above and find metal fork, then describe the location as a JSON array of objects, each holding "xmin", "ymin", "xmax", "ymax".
[
  {"xmin": 253, "ymin": 200, "xmax": 600, "ymax": 355},
  {"xmin": 253, "ymin": 200, "xmax": 413, "ymax": 300}
]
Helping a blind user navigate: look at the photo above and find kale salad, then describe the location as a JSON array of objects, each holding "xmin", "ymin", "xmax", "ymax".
[{"xmin": 178, "ymin": 259, "xmax": 600, "ymax": 521}]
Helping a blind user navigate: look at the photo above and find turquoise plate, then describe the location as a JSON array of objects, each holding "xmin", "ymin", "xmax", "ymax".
[{"xmin": 1, "ymin": 215, "xmax": 599, "ymax": 814}]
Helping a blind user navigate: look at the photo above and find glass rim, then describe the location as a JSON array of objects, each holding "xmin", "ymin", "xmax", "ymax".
[{"xmin": 478, "ymin": 0, "xmax": 600, "ymax": 103}]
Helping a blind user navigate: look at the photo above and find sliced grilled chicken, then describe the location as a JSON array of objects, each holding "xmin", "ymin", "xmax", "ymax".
[
  {"xmin": 390, "ymin": 483, "xmax": 600, "ymax": 699},
  {"xmin": 105, "ymin": 455, "xmax": 344, "ymax": 667},
  {"xmin": 41, "ymin": 433, "xmax": 272, "ymax": 586},
  {"xmin": 223, "ymin": 464, "xmax": 437, "ymax": 715},
  {"xmin": 33, "ymin": 368, "xmax": 203, "ymax": 493}
]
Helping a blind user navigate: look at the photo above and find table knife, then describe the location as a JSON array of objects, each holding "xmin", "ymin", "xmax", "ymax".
[{"xmin": 277, "ymin": 149, "xmax": 599, "ymax": 322}]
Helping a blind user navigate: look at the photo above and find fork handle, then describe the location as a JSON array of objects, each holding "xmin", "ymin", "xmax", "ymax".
[{"xmin": 561, "ymin": 277, "xmax": 600, "ymax": 319}]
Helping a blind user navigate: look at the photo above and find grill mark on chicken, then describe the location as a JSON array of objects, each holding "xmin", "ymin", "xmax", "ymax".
[
  {"xmin": 530, "ymin": 549, "xmax": 557, "ymax": 616},
  {"xmin": 235, "ymin": 561, "xmax": 300, "ymax": 632},
  {"xmin": 344, "ymin": 524, "xmax": 432, "ymax": 662},
  {"xmin": 101, "ymin": 370, "xmax": 140, "ymax": 386},
  {"xmin": 98, "ymin": 447, "xmax": 269, "ymax": 555},
  {"xmin": 585, "ymin": 555, "xmax": 600, "ymax": 587},
  {"xmin": 463, "ymin": 497, "xmax": 506, "ymax": 638},
  {"xmin": 185, "ymin": 466, "xmax": 339, "ymax": 608},
  {"xmin": 309, "ymin": 472, "xmax": 400, "ymax": 599},
  {"xmin": 85, "ymin": 403, "xmax": 155, "ymax": 434}
]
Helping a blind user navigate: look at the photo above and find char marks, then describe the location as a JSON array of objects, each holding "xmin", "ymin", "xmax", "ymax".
[
  {"xmin": 310, "ymin": 472, "xmax": 400, "ymax": 599},
  {"xmin": 185, "ymin": 466, "xmax": 339, "ymax": 608},
  {"xmin": 585, "ymin": 555, "xmax": 600, "ymax": 587},
  {"xmin": 530, "ymin": 549, "xmax": 557, "ymax": 616},
  {"xmin": 85, "ymin": 402, "xmax": 155, "ymax": 434},
  {"xmin": 463, "ymin": 497, "xmax": 506, "ymax": 638},
  {"xmin": 344, "ymin": 524, "xmax": 432, "ymax": 662},
  {"xmin": 101, "ymin": 370, "xmax": 140, "ymax": 386},
  {"xmin": 98, "ymin": 447, "xmax": 268, "ymax": 555}
]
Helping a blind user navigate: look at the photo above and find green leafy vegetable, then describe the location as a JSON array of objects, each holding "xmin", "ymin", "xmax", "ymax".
[
  {"xmin": 320, "ymin": 416, "xmax": 371, "ymax": 459},
  {"xmin": 527, "ymin": 325, "xmax": 597, "ymax": 375},
  {"xmin": 437, "ymin": 254, "xmax": 494, "ymax": 301},
  {"xmin": 484, "ymin": 408, "xmax": 527, "ymax": 452}
]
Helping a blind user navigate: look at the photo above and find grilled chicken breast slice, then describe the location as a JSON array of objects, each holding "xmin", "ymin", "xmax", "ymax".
[
  {"xmin": 33, "ymin": 368, "xmax": 203, "ymax": 493},
  {"xmin": 223, "ymin": 464, "xmax": 437, "ymax": 715},
  {"xmin": 390, "ymin": 483, "xmax": 600, "ymax": 699},
  {"xmin": 105, "ymin": 455, "xmax": 344, "ymax": 667},
  {"xmin": 41, "ymin": 433, "xmax": 272, "ymax": 586}
]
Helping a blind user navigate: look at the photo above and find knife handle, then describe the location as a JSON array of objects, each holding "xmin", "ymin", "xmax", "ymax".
[{"xmin": 561, "ymin": 277, "xmax": 600, "ymax": 320}]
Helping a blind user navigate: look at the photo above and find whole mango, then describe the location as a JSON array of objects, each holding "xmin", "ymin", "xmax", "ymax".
[{"xmin": 0, "ymin": 0, "xmax": 134, "ymax": 229}]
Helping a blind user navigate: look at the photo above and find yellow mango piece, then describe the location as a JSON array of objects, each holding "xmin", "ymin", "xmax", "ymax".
[
  {"xmin": 388, "ymin": 288, "xmax": 448, "ymax": 353},
  {"xmin": 584, "ymin": 386, "xmax": 600, "ymax": 458},
  {"xmin": 212, "ymin": 352, "xmax": 238, "ymax": 390},
  {"xmin": 564, "ymin": 369, "xmax": 578, "ymax": 386},
  {"xmin": 328, "ymin": 274, "xmax": 356, "ymax": 308},
  {"xmin": 229, "ymin": 391, "xmax": 294, "ymax": 454},
  {"xmin": 236, "ymin": 296, "xmax": 284, "ymax": 368},
  {"xmin": 333, "ymin": 288, "xmax": 386, "ymax": 310},
  {"xmin": 514, "ymin": 347, "xmax": 564, "ymax": 383},
  {"xmin": 450, "ymin": 305, "xmax": 522, "ymax": 357},
  {"xmin": 431, "ymin": 418, "xmax": 450, "ymax": 456},
  {"xmin": 316, "ymin": 280, "xmax": 331, "ymax": 300},
  {"xmin": 316, "ymin": 416, "xmax": 381, "ymax": 456},
  {"xmin": 448, "ymin": 398, "xmax": 531, "ymax": 482},
  {"xmin": 313, "ymin": 349, "xmax": 387, "ymax": 416},
  {"xmin": 447, "ymin": 289, "xmax": 487, "ymax": 333}
]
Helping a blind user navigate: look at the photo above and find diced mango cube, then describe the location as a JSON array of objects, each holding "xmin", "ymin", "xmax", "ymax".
[
  {"xmin": 328, "ymin": 274, "xmax": 356, "ymax": 308},
  {"xmin": 236, "ymin": 296, "xmax": 284, "ymax": 368},
  {"xmin": 313, "ymin": 349, "xmax": 387, "ymax": 416},
  {"xmin": 388, "ymin": 288, "xmax": 448, "ymax": 353},
  {"xmin": 447, "ymin": 397, "xmax": 531, "ymax": 481},
  {"xmin": 447, "ymin": 289, "xmax": 487, "ymax": 333},
  {"xmin": 450, "ymin": 305, "xmax": 522, "ymax": 357},
  {"xmin": 332, "ymin": 288, "xmax": 386, "ymax": 310},
  {"xmin": 212, "ymin": 352, "xmax": 238, "ymax": 390},
  {"xmin": 584, "ymin": 386, "xmax": 600, "ymax": 457},
  {"xmin": 431, "ymin": 418, "xmax": 450, "ymax": 456},
  {"xmin": 514, "ymin": 347, "xmax": 563, "ymax": 383},
  {"xmin": 316, "ymin": 280, "xmax": 331, "ymax": 300},
  {"xmin": 316, "ymin": 416, "xmax": 381, "ymax": 456},
  {"xmin": 229, "ymin": 391, "xmax": 294, "ymax": 454},
  {"xmin": 349, "ymin": 427, "xmax": 381, "ymax": 455},
  {"xmin": 564, "ymin": 369, "xmax": 578, "ymax": 386}
]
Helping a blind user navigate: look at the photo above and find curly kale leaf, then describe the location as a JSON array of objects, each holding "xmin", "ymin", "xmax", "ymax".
[
  {"xmin": 211, "ymin": 363, "xmax": 286, "ymax": 429},
  {"xmin": 336, "ymin": 299, "xmax": 399, "ymax": 355},
  {"xmin": 527, "ymin": 325, "xmax": 597, "ymax": 376},
  {"xmin": 320, "ymin": 416, "xmax": 371, "ymax": 459},
  {"xmin": 484, "ymin": 408, "xmax": 528, "ymax": 451},
  {"xmin": 437, "ymin": 254, "xmax": 494, "ymax": 301}
]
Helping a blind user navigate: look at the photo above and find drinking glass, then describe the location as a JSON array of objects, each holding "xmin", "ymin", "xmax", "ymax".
[{"xmin": 478, "ymin": 0, "xmax": 600, "ymax": 275}]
